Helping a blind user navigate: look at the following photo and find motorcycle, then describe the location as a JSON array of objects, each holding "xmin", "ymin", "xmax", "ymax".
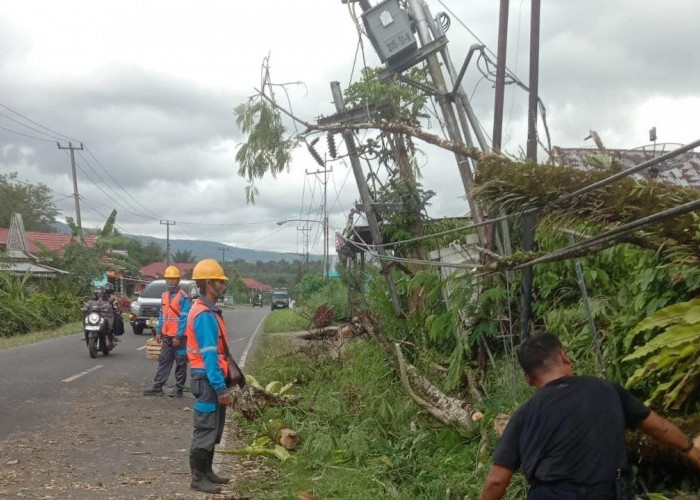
[{"xmin": 83, "ymin": 304, "xmax": 115, "ymax": 358}]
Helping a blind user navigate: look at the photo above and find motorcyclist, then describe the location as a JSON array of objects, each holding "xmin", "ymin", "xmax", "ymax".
[
  {"xmin": 104, "ymin": 283, "xmax": 124, "ymax": 341},
  {"xmin": 83, "ymin": 286, "xmax": 115, "ymax": 346}
]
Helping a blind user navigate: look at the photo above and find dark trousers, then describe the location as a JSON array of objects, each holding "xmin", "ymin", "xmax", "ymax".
[
  {"xmin": 190, "ymin": 374, "xmax": 226, "ymax": 452},
  {"xmin": 152, "ymin": 336, "xmax": 187, "ymax": 390}
]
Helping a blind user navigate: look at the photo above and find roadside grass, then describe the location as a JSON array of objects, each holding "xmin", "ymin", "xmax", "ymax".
[
  {"xmin": 234, "ymin": 334, "xmax": 528, "ymax": 499},
  {"xmin": 0, "ymin": 321, "xmax": 83, "ymax": 350},
  {"xmin": 263, "ymin": 309, "xmax": 312, "ymax": 334}
]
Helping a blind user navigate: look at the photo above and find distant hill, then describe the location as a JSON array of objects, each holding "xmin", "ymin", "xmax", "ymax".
[
  {"xmin": 129, "ymin": 235, "xmax": 320, "ymax": 263},
  {"xmin": 51, "ymin": 221, "xmax": 315, "ymax": 263}
]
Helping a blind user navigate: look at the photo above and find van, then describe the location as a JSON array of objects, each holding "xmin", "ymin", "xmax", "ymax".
[{"xmin": 129, "ymin": 279, "xmax": 198, "ymax": 335}]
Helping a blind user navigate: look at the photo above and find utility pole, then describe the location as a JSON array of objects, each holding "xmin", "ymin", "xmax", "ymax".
[
  {"xmin": 306, "ymin": 166, "xmax": 332, "ymax": 276},
  {"xmin": 217, "ymin": 246, "xmax": 228, "ymax": 263},
  {"xmin": 520, "ymin": 0, "xmax": 541, "ymax": 340},
  {"xmin": 160, "ymin": 220, "xmax": 175, "ymax": 264},
  {"xmin": 297, "ymin": 226, "xmax": 311, "ymax": 273},
  {"xmin": 57, "ymin": 142, "xmax": 85, "ymax": 237},
  {"xmin": 330, "ymin": 81, "xmax": 403, "ymax": 315},
  {"xmin": 492, "ymin": 0, "xmax": 510, "ymax": 151}
]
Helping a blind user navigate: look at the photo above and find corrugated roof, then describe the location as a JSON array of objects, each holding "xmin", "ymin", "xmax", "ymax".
[
  {"xmin": 241, "ymin": 277, "xmax": 275, "ymax": 291},
  {"xmin": 140, "ymin": 262, "xmax": 197, "ymax": 279},
  {"xmin": 0, "ymin": 228, "xmax": 97, "ymax": 254},
  {"xmin": 550, "ymin": 144, "xmax": 700, "ymax": 190}
]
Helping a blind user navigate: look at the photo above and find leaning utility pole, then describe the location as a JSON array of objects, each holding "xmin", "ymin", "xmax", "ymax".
[
  {"xmin": 57, "ymin": 142, "xmax": 85, "ymax": 237},
  {"xmin": 160, "ymin": 220, "xmax": 176, "ymax": 264},
  {"xmin": 492, "ymin": 0, "xmax": 510, "ymax": 151},
  {"xmin": 306, "ymin": 166, "xmax": 332, "ymax": 276},
  {"xmin": 329, "ymin": 81, "xmax": 403, "ymax": 315}
]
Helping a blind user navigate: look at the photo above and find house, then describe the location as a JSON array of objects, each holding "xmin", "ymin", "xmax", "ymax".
[
  {"xmin": 0, "ymin": 226, "xmax": 97, "ymax": 255},
  {"xmin": 241, "ymin": 277, "xmax": 275, "ymax": 294},
  {"xmin": 550, "ymin": 143, "xmax": 700, "ymax": 190},
  {"xmin": 0, "ymin": 213, "xmax": 67, "ymax": 277},
  {"xmin": 140, "ymin": 262, "xmax": 197, "ymax": 280}
]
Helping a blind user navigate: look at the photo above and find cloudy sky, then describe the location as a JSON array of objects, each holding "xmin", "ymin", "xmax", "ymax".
[{"xmin": 1, "ymin": 0, "xmax": 698, "ymax": 256}]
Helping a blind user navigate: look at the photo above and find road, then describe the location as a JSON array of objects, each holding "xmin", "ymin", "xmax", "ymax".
[{"xmin": 0, "ymin": 307, "xmax": 267, "ymax": 499}]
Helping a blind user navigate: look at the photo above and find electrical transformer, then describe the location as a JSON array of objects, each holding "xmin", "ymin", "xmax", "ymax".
[{"xmin": 362, "ymin": 0, "xmax": 417, "ymax": 63}]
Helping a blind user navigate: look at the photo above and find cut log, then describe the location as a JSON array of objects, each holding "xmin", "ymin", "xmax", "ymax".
[
  {"xmin": 266, "ymin": 419, "xmax": 300, "ymax": 450},
  {"xmin": 395, "ymin": 344, "xmax": 483, "ymax": 435},
  {"xmin": 626, "ymin": 415, "xmax": 700, "ymax": 469},
  {"xmin": 230, "ymin": 386, "xmax": 297, "ymax": 420}
]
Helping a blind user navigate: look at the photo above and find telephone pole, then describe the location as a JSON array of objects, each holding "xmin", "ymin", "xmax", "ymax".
[
  {"xmin": 306, "ymin": 166, "xmax": 332, "ymax": 276},
  {"xmin": 330, "ymin": 81, "xmax": 403, "ymax": 315},
  {"xmin": 217, "ymin": 246, "xmax": 228, "ymax": 263},
  {"xmin": 160, "ymin": 220, "xmax": 175, "ymax": 264},
  {"xmin": 57, "ymin": 142, "xmax": 85, "ymax": 237},
  {"xmin": 297, "ymin": 226, "xmax": 311, "ymax": 273}
]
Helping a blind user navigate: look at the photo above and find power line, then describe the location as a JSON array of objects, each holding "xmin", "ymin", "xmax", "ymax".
[
  {"xmin": 0, "ymin": 101, "xmax": 80, "ymax": 142},
  {"xmin": 0, "ymin": 124, "xmax": 56, "ymax": 143},
  {"xmin": 0, "ymin": 111, "xmax": 65, "ymax": 141}
]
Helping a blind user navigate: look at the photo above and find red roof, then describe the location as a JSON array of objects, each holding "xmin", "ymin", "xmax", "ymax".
[
  {"xmin": 0, "ymin": 228, "xmax": 96, "ymax": 255},
  {"xmin": 140, "ymin": 262, "xmax": 197, "ymax": 279},
  {"xmin": 241, "ymin": 277, "xmax": 275, "ymax": 291}
]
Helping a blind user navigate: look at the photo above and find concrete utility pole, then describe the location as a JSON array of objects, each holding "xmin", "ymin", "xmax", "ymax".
[
  {"xmin": 306, "ymin": 166, "xmax": 332, "ymax": 276},
  {"xmin": 57, "ymin": 142, "xmax": 85, "ymax": 237},
  {"xmin": 160, "ymin": 220, "xmax": 175, "ymax": 264},
  {"xmin": 492, "ymin": 0, "xmax": 510, "ymax": 152},
  {"xmin": 405, "ymin": 0, "xmax": 484, "ymax": 233},
  {"xmin": 217, "ymin": 246, "xmax": 228, "ymax": 263},
  {"xmin": 297, "ymin": 226, "xmax": 311, "ymax": 273},
  {"xmin": 330, "ymin": 81, "xmax": 403, "ymax": 315},
  {"xmin": 520, "ymin": 0, "xmax": 541, "ymax": 340}
]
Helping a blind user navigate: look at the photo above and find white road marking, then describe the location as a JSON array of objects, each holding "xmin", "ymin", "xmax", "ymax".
[
  {"xmin": 62, "ymin": 365, "xmax": 103, "ymax": 383},
  {"xmin": 137, "ymin": 345, "xmax": 147, "ymax": 351},
  {"xmin": 238, "ymin": 316, "xmax": 266, "ymax": 369}
]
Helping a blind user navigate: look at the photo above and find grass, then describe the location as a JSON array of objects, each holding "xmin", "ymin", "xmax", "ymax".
[
  {"xmin": 233, "ymin": 334, "xmax": 529, "ymax": 499},
  {"xmin": 0, "ymin": 321, "xmax": 83, "ymax": 350},
  {"xmin": 263, "ymin": 308, "xmax": 313, "ymax": 334}
]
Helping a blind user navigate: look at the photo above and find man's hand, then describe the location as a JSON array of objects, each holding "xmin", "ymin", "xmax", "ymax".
[
  {"xmin": 155, "ymin": 332, "xmax": 162, "ymax": 343},
  {"xmin": 217, "ymin": 391, "xmax": 232, "ymax": 406},
  {"xmin": 172, "ymin": 336, "xmax": 182, "ymax": 348},
  {"xmin": 683, "ymin": 440, "xmax": 700, "ymax": 469}
]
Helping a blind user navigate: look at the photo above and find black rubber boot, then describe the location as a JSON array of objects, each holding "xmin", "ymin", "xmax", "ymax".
[
  {"xmin": 190, "ymin": 449, "xmax": 221, "ymax": 494},
  {"xmin": 205, "ymin": 449, "xmax": 230, "ymax": 484}
]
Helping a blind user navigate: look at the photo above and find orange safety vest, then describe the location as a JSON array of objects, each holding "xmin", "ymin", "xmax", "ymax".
[
  {"xmin": 185, "ymin": 299, "xmax": 229, "ymax": 378},
  {"xmin": 161, "ymin": 289, "xmax": 187, "ymax": 336}
]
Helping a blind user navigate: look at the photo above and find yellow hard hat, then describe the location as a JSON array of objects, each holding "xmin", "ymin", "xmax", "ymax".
[
  {"xmin": 192, "ymin": 258, "xmax": 228, "ymax": 281},
  {"xmin": 164, "ymin": 265, "xmax": 181, "ymax": 279}
]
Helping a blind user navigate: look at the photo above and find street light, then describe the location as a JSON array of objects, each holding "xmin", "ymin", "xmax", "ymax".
[{"xmin": 276, "ymin": 219, "xmax": 327, "ymax": 276}]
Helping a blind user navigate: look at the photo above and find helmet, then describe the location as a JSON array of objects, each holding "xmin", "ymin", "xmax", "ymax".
[
  {"xmin": 164, "ymin": 265, "xmax": 181, "ymax": 279},
  {"xmin": 192, "ymin": 259, "xmax": 228, "ymax": 281},
  {"xmin": 104, "ymin": 283, "xmax": 114, "ymax": 293},
  {"xmin": 94, "ymin": 286, "xmax": 104, "ymax": 294}
]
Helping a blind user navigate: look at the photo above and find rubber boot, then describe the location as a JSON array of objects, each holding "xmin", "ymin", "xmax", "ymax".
[
  {"xmin": 205, "ymin": 449, "xmax": 230, "ymax": 484},
  {"xmin": 190, "ymin": 448, "xmax": 221, "ymax": 494},
  {"xmin": 143, "ymin": 387, "xmax": 164, "ymax": 396}
]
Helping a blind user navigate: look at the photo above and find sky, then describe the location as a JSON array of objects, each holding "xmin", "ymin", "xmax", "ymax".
[{"xmin": 0, "ymin": 0, "xmax": 698, "ymax": 257}]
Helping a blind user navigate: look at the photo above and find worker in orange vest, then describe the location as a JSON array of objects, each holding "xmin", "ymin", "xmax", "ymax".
[
  {"xmin": 143, "ymin": 265, "xmax": 191, "ymax": 397},
  {"xmin": 186, "ymin": 258, "xmax": 245, "ymax": 494}
]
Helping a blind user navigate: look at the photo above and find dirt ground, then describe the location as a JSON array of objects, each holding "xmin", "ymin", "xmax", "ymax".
[{"xmin": 0, "ymin": 382, "xmax": 272, "ymax": 500}]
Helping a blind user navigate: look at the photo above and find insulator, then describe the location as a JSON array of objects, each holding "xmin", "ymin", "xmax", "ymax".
[
  {"xmin": 327, "ymin": 133, "xmax": 337, "ymax": 159},
  {"xmin": 307, "ymin": 143, "xmax": 324, "ymax": 167},
  {"xmin": 435, "ymin": 12, "xmax": 450, "ymax": 33},
  {"xmin": 310, "ymin": 136, "xmax": 320, "ymax": 147}
]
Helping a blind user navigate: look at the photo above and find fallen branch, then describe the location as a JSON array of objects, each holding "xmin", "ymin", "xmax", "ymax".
[
  {"xmin": 231, "ymin": 386, "xmax": 297, "ymax": 420},
  {"xmin": 266, "ymin": 419, "xmax": 300, "ymax": 451},
  {"xmin": 395, "ymin": 344, "xmax": 483, "ymax": 435}
]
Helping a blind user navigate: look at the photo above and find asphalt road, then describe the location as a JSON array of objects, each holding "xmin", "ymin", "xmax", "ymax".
[{"xmin": 0, "ymin": 306, "xmax": 268, "ymax": 499}]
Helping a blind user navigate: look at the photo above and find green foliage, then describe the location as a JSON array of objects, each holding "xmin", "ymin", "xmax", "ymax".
[
  {"xmin": 263, "ymin": 309, "xmax": 312, "ymax": 334},
  {"xmin": 234, "ymin": 99, "xmax": 296, "ymax": 203},
  {"xmin": 99, "ymin": 209, "xmax": 118, "ymax": 238},
  {"xmin": 0, "ymin": 272, "xmax": 80, "ymax": 337},
  {"xmin": 171, "ymin": 249, "xmax": 196, "ymax": 263},
  {"xmin": 294, "ymin": 273, "xmax": 327, "ymax": 302},
  {"xmin": 39, "ymin": 241, "xmax": 105, "ymax": 297},
  {"xmin": 624, "ymin": 298, "xmax": 700, "ymax": 411},
  {"xmin": 238, "ymin": 335, "xmax": 528, "ymax": 500},
  {"xmin": 0, "ymin": 172, "xmax": 59, "ymax": 231},
  {"xmin": 302, "ymin": 278, "xmax": 349, "ymax": 322}
]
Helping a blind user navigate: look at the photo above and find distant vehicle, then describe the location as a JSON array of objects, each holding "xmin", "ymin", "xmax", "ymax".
[
  {"xmin": 270, "ymin": 290, "xmax": 290, "ymax": 311},
  {"xmin": 252, "ymin": 294, "xmax": 263, "ymax": 307},
  {"xmin": 130, "ymin": 279, "xmax": 197, "ymax": 335}
]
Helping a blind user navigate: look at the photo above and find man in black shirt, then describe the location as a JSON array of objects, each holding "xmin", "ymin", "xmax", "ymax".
[{"xmin": 481, "ymin": 333, "xmax": 700, "ymax": 500}]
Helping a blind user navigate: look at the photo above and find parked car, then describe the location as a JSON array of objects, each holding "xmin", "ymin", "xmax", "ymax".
[
  {"xmin": 270, "ymin": 290, "xmax": 290, "ymax": 311},
  {"xmin": 130, "ymin": 279, "xmax": 197, "ymax": 335}
]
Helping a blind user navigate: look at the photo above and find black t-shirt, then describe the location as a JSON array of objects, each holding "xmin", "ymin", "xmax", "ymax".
[{"xmin": 493, "ymin": 375, "xmax": 650, "ymax": 486}]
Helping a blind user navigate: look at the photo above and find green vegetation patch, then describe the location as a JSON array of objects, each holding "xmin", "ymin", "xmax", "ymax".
[
  {"xmin": 263, "ymin": 309, "xmax": 312, "ymax": 334},
  {"xmin": 0, "ymin": 321, "xmax": 82, "ymax": 350},
  {"xmin": 234, "ymin": 335, "xmax": 527, "ymax": 499}
]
